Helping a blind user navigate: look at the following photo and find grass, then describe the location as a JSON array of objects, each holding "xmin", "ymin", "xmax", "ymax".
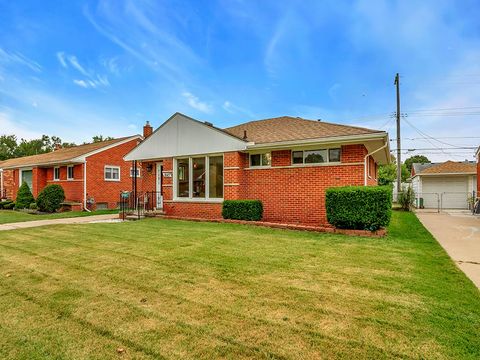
[
  {"xmin": 0, "ymin": 209, "xmax": 118, "ymax": 224},
  {"xmin": 0, "ymin": 212, "xmax": 478, "ymax": 359}
]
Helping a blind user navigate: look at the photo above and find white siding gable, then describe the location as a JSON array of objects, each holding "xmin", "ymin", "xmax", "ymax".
[{"xmin": 125, "ymin": 113, "xmax": 247, "ymax": 161}]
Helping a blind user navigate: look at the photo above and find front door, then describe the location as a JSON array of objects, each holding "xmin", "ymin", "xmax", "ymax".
[{"xmin": 156, "ymin": 163, "xmax": 163, "ymax": 209}]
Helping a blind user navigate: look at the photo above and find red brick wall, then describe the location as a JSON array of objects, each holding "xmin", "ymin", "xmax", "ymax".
[
  {"xmin": 1, "ymin": 169, "xmax": 15, "ymax": 199},
  {"xmin": 139, "ymin": 144, "xmax": 375, "ymax": 226},
  {"xmin": 86, "ymin": 139, "xmax": 140, "ymax": 209},
  {"xmin": 45, "ymin": 164, "xmax": 84, "ymax": 203}
]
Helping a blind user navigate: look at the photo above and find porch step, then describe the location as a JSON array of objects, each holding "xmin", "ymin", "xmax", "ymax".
[
  {"xmin": 145, "ymin": 210, "xmax": 166, "ymax": 217},
  {"xmin": 125, "ymin": 215, "xmax": 145, "ymax": 221}
]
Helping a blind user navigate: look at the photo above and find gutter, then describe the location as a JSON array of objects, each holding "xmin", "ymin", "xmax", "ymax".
[
  {"xmin": 0, "ymin": 169, "xmax": 3, "ymax": 198},
  {"xmin": 83, "ymin": 160, "xmax": 90, "ymax": 212},
  {"xmin": 364, "ymin": 141, "xmax": 389, "ymax": 186}
]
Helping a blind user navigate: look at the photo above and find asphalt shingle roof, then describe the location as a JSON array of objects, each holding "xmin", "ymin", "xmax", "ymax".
[
  {"xmin": 415, "ymin": 161, "xmax": 476, "ymax": 175},
  {"xmin": 224, "ymin": 116, "xmax": 384, "ymax": 144},
  {"xmin": 0, "ymin": 136, "xmax": 138, "ymax": 169}
]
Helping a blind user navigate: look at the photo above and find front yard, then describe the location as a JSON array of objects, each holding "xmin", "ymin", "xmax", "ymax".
[
  {"xmin": 0, "ymin": 212, "xmax": 478, "ymax": 359},
  {"xmin": 0, "ymin": 209, "xmax": 118, "ymax": 225}
]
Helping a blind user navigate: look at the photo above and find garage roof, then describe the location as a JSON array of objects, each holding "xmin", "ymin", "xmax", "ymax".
[{"xmin": 415, "ymin": 161, "xmax": 476, "ymax": 175}]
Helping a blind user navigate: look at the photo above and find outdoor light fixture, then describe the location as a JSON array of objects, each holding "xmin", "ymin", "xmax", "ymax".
[{"xmin": 146, "ymin": 164, "xmax": 153, "ymax": 173}]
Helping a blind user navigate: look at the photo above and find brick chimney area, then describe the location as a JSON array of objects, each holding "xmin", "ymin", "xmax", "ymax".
[{"xmin": 143, "ymin": 121, "xmax": 153, "ymax": 138}]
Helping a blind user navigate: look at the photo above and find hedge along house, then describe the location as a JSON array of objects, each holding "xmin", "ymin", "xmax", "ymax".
[
  {"xmin": 125, "ymin": 113, "xmax": 390, "ymax": 226},
  {"xmin": 0, "ymin": 136, "xmax": 142, "ymax": 210}
]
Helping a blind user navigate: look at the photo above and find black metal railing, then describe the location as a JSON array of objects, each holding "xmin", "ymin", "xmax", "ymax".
[{"xmin": 120, "ymin": 191, "xmax": 163, "ymax": 220}]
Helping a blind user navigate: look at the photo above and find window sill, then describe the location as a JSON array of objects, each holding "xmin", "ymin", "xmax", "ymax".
[
  {"xmin": 105, "ymin": 179, "xmax": 121, "ymax": 182},
  {"xmin": 172, "ymin": 198, "xmax": 223, "ymax": 203}
]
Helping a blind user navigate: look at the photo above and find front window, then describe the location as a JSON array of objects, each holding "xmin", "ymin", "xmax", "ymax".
[
  {"xmin": 104, "ymin": 166, "xmax": 120, "ymax": 181},
  {"xmin": 177, "ymin": 159, "xmax": 190, "ymax": 197},
  {"xmin": 175, "ymin": 156, "xmax": 223, "ymax": 200},
  {"xmin": 54, "ymin": 167, "xmax": 60, "ymax": 181},
  {"xmin": 292, "ymin": 148, "xmax": 341, "ymax": 165},
  {"xmin": 67, "ymin": 165, "xmax": 74, "ymax": 180},
  {"xmin": 192, "ymin": 157, "xmax": 205, "ymax": 198},
  {"xmin": 250, "ymin": 152, "xmax": 271, "ymax": 167}
]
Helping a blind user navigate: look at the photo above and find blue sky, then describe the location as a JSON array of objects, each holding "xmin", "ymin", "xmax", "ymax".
[{"xmin": 1, "ymin": 0, "xmax": 480, "ymax": 161}]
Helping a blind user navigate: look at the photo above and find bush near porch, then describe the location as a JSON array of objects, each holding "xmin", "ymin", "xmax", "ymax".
[{"xmin": 326, "ymin": 186, "xmax": 392, "ymax": 230}]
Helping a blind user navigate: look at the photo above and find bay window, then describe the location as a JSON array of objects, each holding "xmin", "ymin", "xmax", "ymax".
[{"xmin": 175, "ymin": 155, "xmax": 223, "ymax": 200}]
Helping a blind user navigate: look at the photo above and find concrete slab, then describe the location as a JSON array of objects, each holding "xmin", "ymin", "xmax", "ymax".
[
  {"xmin": 416, "ymin": 211, "xmax": 480, "ymax": 289},
  {"xmin": 0, "ymin": 214, "xmax": 118, "ymax": 231}
]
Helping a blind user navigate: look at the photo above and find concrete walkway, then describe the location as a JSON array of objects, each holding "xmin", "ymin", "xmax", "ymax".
[
  {"xmin": 0, "ymin": 214, "xmax": 119, "ymax": 231},
  {"xmin": 416, "ymin": 211, "xmax": 480, "ymax": 289}
]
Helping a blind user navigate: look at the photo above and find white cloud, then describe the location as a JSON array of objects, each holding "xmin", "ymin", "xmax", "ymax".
[
  {"xmin": 223, "ymin": 100, "xmax": 256, "ymax": 118},
  {"xmin": 68, "ymin": 55, "xmax": 91, "ymax": 77},
  {"xmin": 0, "ymin": 47, "xmax": 42, "ymax": 73},
  {"xmin": 56, "ymin": 51, "xmax": 68, "ymax": 68},
  {"xmin": 73, "ymin": 79, "xmax": 88, "ymax": 88},
  {"xmin": 182, "ymin": 92, "xmax": 212, "ymax": 113}
]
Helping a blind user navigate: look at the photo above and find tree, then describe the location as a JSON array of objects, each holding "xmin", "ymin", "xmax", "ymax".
[
  {"xmin": 91, "ymin": 135, "xmax": 114, "ymax": 143},
  {"xmin": 404, "ymin": 155, "xmax": 430, "ymax": 173},
  {"xmin": 15, "ymin": 182, "xmax": 35, "ymax": 209},
  {"xmin": 36, "ymin": 184, "xmax": 65, "ymax": 213},
  {"xmin": 0, "ymin": 135, "xmax": 18, "ymax": 160},
  {"xmin": 378, "ymin": 163, "xmax": 410, "ymax": 186}
]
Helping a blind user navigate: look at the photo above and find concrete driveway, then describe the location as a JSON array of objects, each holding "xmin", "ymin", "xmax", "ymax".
[{"xmin": 416, "ymin": 210, "xmax": 480, "ymax": 289}]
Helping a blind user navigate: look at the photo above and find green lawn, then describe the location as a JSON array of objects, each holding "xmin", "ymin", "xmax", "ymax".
[
  {"xmin": 0, "ymin": 209, "xmax": 118, "ymax": 224},
  {"xmin": 0, "ymin": 212, "xmax": 478, "ymax": 359}
]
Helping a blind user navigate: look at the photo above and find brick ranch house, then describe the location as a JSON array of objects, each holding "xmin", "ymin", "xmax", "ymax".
[
  {"xmin": 125, "ymin": 113, "xmax": 390, "ymax": 226},
  {"xmin": 0, "ymin": 136, "xmax": 141, "ymax": 210}
]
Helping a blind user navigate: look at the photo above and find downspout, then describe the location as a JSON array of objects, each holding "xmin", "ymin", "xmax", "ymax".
[
  {"xmin": 364, "ymin": 142, "xmax": 389, "ymax": 186},
  {"xmin": 83, "ymin": 160, "xmax": 91, "ymax": 212}
]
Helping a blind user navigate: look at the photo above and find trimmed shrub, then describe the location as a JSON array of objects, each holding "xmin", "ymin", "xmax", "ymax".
[
  {"xmin": 222, "ymin": 200, "xmax": 263, "ymax": 221},
  {"xmin": 36, "ymin": 184, "xmax": 65, "ymax": 213},
  {"xmin": 2, "ymin": 201, "xmax": 15, "ymax": 210},
  {"xmin": 326, "ymin": 186, "xmax": 392, "ymax": 231},
  {"xmin": 29, "ymin": 202, "xmax": 38, "ymax": 210},
  {"xmin": 15, "ymin": 182, "xmax": 35, "ymax": 209},
  {"xmin": 0, "ymin": 200, "xmax": 14, "ymax": 209},
  {"xmin": 397, "ymin": 186, "xmax": 415, "ymax": 211}
]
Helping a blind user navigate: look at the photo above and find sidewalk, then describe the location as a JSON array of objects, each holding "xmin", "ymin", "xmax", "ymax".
[{"xmin": 0, "ymin": 214, "xmax": 119, "ymax": 231}]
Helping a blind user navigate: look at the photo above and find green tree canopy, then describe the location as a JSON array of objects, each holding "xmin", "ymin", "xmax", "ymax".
[
  {"xmin": 378, "ymin": 163, "xmax": 410, "ymax": 186},
  {"xmin": 404, "ymin": 155, "xmax": 430, "ymax": 173}
]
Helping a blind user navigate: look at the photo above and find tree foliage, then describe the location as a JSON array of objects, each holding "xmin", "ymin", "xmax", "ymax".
[
  {"xmin": 378, "ymin": 163, "xmax": 410, "ymax": 186},
  {"xmin": 0, "ymin": 134, "xmax": 111, "ymax": 161},
  {"xmin": 404, "ymin": 155, "xmax": 430, "ymax": 173},
  {"xmin": 15, "ymin": 182, "xmax": 35, "ymax": 209},
  {"xmin": 36, "ymin": 184, "xmax": 65, "ymax": 213}
]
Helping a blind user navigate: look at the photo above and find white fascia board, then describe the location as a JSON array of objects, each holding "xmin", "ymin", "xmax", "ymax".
[
  {"xmin": 245, "ymin": 132, "xmax": 388, "ymax": 150},
  {"xmin": 71, "ymin": 135, "xmax": 142, "ymax": 162},
  {"xmin": 1, "ymin": 160, "xmax": 84, "ymax": 170}
]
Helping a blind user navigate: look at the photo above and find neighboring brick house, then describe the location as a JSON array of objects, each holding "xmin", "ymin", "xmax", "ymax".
[
  {"xmin": 0, "ymin": 136, "xmax": 141, "ymax": 210},
  {"xmin": 125, "ymin": 113, "xmax": 390, "ymax": 226}
]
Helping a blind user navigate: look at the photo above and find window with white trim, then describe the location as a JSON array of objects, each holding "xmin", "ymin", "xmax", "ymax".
[
  {"xmin": 249, "ymin": 152, "xmax": 271, "ymax": 167},
  {"xmin": 130, "ymin": 168, "xmax": 141, "ymax": 177},
  {"xmin": 67, "ymin": 165, "xmax": 74, "ymax": 180},
  {"xmin": 292, "ymin": 148, "xmax": 341, "ymax": 165},
  {"xmin": 54, "ymin": 167, "xmax": 60, "ymax": 181},
  {"xmin": 104, "ymin": 166, "xmax": 120, "ymax": 181},
  {"xmin": 175, "ymin": 156, "xmax": 223, "ymax": 199}
]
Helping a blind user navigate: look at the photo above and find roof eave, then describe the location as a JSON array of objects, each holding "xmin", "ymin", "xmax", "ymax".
[
  {"xmin": 245, "ymin": 132, "xmax": 388, "ymax": 150},
  {"xmin": 418, "ymin": 172, "xmax": 477, "ymax": 176}
]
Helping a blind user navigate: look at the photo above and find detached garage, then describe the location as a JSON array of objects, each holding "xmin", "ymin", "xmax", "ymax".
[{"xmin": 411, "ymin": 161, "xmax": 477, "ymax": 210}]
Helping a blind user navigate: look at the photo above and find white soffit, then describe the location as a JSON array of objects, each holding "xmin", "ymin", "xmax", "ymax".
[{"xmin": 125, "ymin": 113, "xmax": 247, "ymax": 161}]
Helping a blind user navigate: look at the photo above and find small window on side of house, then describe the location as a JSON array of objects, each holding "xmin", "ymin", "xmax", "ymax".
[
  {"xmin": 54, "ymin": 167, "xmax": 60, "ymax": 181},
  {"xmin": 250, "ymin": 153, "xmax": 271, "ymax": 167},
  {"xmin": 67, "ymin": 165, "xmax": 74, "ymax": 180},
  {"xmin": 329, "ymin": 148, "xmax": 341, "ymax": 162},
  {"xmin": 105, "ymin": 166, "xmax": 120, "ymax": 181},
  {"xmin": 292, "ymin": 151, "xmax": 303, "ymax": 164},
  {"xmin": 130, "ymin": 168, "xmax": 141, "ymax": 177}
]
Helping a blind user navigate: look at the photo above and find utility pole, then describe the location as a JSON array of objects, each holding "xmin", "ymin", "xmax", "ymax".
[{"xmin": 394, "ymin": 73, "xmax": 401, "ymax": 196}]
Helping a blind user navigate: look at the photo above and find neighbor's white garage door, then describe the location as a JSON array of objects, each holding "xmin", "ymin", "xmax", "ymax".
[{"xmin": 422, "ymin": 176, "xmax": 469, "ymax": 209}]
